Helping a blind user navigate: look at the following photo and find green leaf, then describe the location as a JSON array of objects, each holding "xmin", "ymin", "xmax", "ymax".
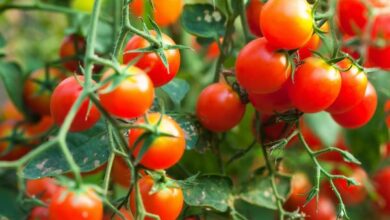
[
  {"xmin": 0, "ymin": 34, "xmax": 5, "ymax": 48},
  {"xmin": 180, "ymin": 4, "xmax": 226, "ymax": 38},
  {"xmin": 238, "ymin": 175, "xmax": 291, "ymax": 210},
  {"xmin": 234, "ymin": 199, "xmax": 276, "ymax": 220},
  {"xmin": 161, "ymin": 79, "xmax": 190, "ymax": 105},
  {"xmin": 169, "ymin": 113, "xmax": 212, "ymax": 152},
  {"xmin": 0, "ymin": 61, "xmax": 28, "ymax": 116},
  {"xmin": 181, "ymin": 175, "xmax": 233, "ymax": 212},
  {"xmin": 0, "ymin": 188, "xmax": 24, "ymax": 220},
  {"xmin": 23, "ymin": 122, "xmax": 110, "ymax": 179},
  {"xmin": 304, "ymin": 112, "xmax": 342, "ymax": 147}
]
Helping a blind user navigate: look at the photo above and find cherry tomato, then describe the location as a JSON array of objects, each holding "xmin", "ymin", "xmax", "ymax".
[
  {"xmin": 23, "ymin": 116, "xmax": 54, "ymax": 137},
  {"xmin": 246, "ymin": 0, "xmax": 263, "ymax": 37},
  {"xmin": 123, "ymin": 32, "xmax": 180, "ymax": 87},
  {"xmin": 368, "ymin": 14, "xmax": 390, "ymax": 70},
  {"xmin": 23, "ymin": 68, "xmax": 66, "ymax": 116},
  {"xmin": 260, "ymin": 0, "xmax": 314, "ymax": 50},
  {"xmin": 99, "ymin": 66, "xmax": 154, "ymax": 119},
  {"xmin": 129, "ymin": 113, "xmax": 185, "ymax": 170},
  {"xmin": 326, "ymin": 59, "xmax": 368, "ymax": 114},
  {"xmin": 1, "ymin": 101, "xmax": 24, "ymax": 122},
  {"xmin": 28, "ymin": 206, "xmax": 49, "ymax": 220},
  {"xmin": 331, "ymin": 82, "xmax": 377, "ymax": 129},
  {"xmin": 59, "ymin": 34, "xmax": 86, "ymax": 73},
  {"xmin": 248, "ymin": 81, "xmax": 292, "ymax": 114},
  {"xmin": 130, "ymin": 0, "xmax": 183, "ymax": 27},
  {"xmin": 322, "ymin": 167, "xmax": 367, "ymax": 206},
  {"xmin": 112, "ymin": 157, "xmax": 131, "ymax": 188},
  {"xmin": 236, "ymin": 37, "xmax": 291, "ymax": 94},
  {"xmin": 0, "ymin": 122, "xmax": 30, "ymax": 161},
  {"xmin": 130, "ymin": 175, "xmax": 184, "ymax": 220},
  {"xmin": 298, "ymin": 22, "xmax": 329, "ymax": 59},
  {"xmin": 373, "ymin": 167, "xmax": 390, "ymax": 214},
  {"xmin": 50, "ymin": 76, "xmax": 100, "ymax": 132},
  {"xmin": 49, "ymin": 186, "xmax": 103, "ymax": 220},
  {"xmin": 26, "ymin": 177, "xmax": 60, "ymax": 203},
  {"xmin": 287, "ymin": 57, "xmax": 341, "ymax": 113},
  {"xmin": 196, "ymin": 83, "xmax": 246, "ymax": 132}
]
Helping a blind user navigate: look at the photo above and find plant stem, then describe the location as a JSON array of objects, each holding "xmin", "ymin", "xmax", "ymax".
[{"xmin": 238, "ymin": 0, "xmax": 252, "ymax": 43}]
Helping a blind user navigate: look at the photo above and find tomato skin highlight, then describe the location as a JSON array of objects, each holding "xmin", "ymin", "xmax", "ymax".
[
  {"xmin": 48, "ymin": 187, "xmax": 103, "ymax": 220},
  {"xmin": 99, "ymin": 66, "xmax": 155, "ymax": 119},
  {"xmin": 23, "ymin": 68, "xmax": 66, "ymax": 116},
  {"xmin": 331, "ymin": 82, "xmax": 377, "ymax": 129},
  {"xmin": 123, "ymin": 31, "xmax": 180, "ymax": 87},
  {"xmin": 236, "ymin": 37, "xmax": 291, "ymax": 94},
  {"xmin": 26, "ymin": 177, "xmax": 60, "ymax": 203},
  {"xmin": 50, "ymin": 76, "xmax": 101, "ymax": 132},
  {"xmin": 246, "ymin": 0, "xmax": 263, "ymax": 37},
  {"xmin": 130, "ymin": 175, "xmax": 184, "ymax": 220},
  {"xmin": 326, "ymin": 59, "xmax": 368, "ymax": 114},
  {"xmin": 260, "ymin": 0, "xmax": 314, "ymax": 50},
  {"xmin": 287, "ymin": 57, "xmax": 342, "ymax": 113},
  {"xmin": 129, "ymin": 113, "xmax": 186, "ymax": 170},
  {"xmin": 196, "ymin": 83, "xmax": 246, "ymax": 132}
]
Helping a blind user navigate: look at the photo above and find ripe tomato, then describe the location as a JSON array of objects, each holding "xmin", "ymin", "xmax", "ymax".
[
  {"xmin": 248, "ymin": 81, "xmax": 292, "ymax": 114},
  {"xmin": 298, "ymin": 22, "xmax": 329, "ymax": 59},
  {"xmin": 287, "ymin": 57, "xmax": 341, "ymax": 113},
  {"xmin": 368, "ymin": 14, "xmax": 390, "ymax": 70},
  {"xmin": 236, "ymin": 37, "xmax": 291, "ymax": 94},
  {"xmin": 326, "ymin": 59, "xmax": 368, "ymax": 114},
  {"xmin": 373, "ymin": 167, "xmax": 390, "ymax": 214},
  {"xmin": 331, "ymin": 82, "xmax": 377, "ymax": 129},
  {"xmin": 71, "ymin": 0, "xmax": 94, "ymax": 13},
  {"xmin": 246, "ymin": 0, "xmax": 263, "ymax": 37},
  {"xmin": 99, "ymin": 66, "xmax": 154, "ymax": 119},
  {"xmin": 59, "ymin": 34, "xmax": 86, "ymax": 73},
  {"xmin": 26, "ymin": 177, "xmax": 60, "ymax": 203},
  {"xmin": 253, "ymin": 114, "xmax": 297, "ymax": 144},
  {"xmin": 322, "ymin": 167, "xmax": 367, "ymax": 206},
  {"xmin": 23, "ymin": 116, "xmax": 54, "ymax": 137},
  {"xmin": 260, "ymin": 0, "xmax": 313, "ymax": 50},
  {"xmin": 49, "ymin": 186, "xmax": 103, "ymax": 220},
  {"xmin": 28, "ymin": 206, "xmax": 49, "ymax": 220},
  {"xmin": 129, "ymin": 113, "xmax": 185, "ymax": 170},
  {"xmin": 50, "ymin": 76, "xmax": 100, "ymax": 132},
  {"xmin": 130, "ymin": 175, "xmax": 184, "ymax": 220},
  {"xmin": 123, "ymin": 31, "xmax": 180, "ymax": 87},
  {"xmin": 112, "ymin": 157, "xmax": 131, "ymax": 188},
  {"xmin": 196, "ymin": 83, "xmax": 246, "ymax": 132},
  {"xmin": 1, "ymin": 101, "xmax": 24, "ymax": 122},
  {"xmin": 130, "ymin": 0, "xmax": 183, "ymax": 27},
  {"xmin": 206, "ymin": 40, "xmax": 221, "ymax": 60},
  {"xmin": 23, "ymin": 68, "xmax": 66, "ymax": 116},
  {"xmin": 336, "ymin": 0, "xmax": 370, "ymax": 36},
  {"xmin": 0, "ymin": 122, "xmax": 30, "ymax": 161},
  {"xmin": 385, "ymin": 100, "xmax": 390, "ymax": 128}
]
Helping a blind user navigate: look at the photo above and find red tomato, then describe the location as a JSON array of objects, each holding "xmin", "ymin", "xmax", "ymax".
[
  {"xmin": 49, "ymin": 186, "xmax": 103, "ymax": 220},
  {"xmin": 373, "ymin": 167, "xmax": 390, "ymax": 214},
  {"xmin": 130, "ymin": 175, "xmax": 184, "ymax": 220},
  {"xmin": 0, "ymin": 122, "xmax": 30, "ymax": 161},
  {"xmin": 112, "ymin": 157, "xmax": 131, "ymax": 188},
  {"xmin": 129, "ymin": 113, "xmax": 185, "ymax": 170},
  {"xmin": 336, "ymin": 0, "xmax": 370, "ymax": 36},
  {"xmin": 50, "ymin": 76, "xmax": 100, "ymax": 132},
  {"xmin": 326, "ymin": 59, "xmax": 368, "ymax": 114},
  {"xmin": 260, "ymin": 0, "xmax": 313, "ymax": 50},
  {"xmin": 99, "ymin": 66, "xmax": 154, "ymax": 119},
  {"xmin": 246, "ymin": 0, "xmax": 263, "ymax": 37},
  {"xmin": 28, "ymin": 206, "xmax": 49, "ymax": 220},
  {"xmin": 248, "ymin": 81, "xmax": 292, "ymax": 114},
  {"xmin": 322, "ymin": 167, "xmax": 367, "ymax": 206},
  {"xmin": 23, "ymin": 116, "xmax": 54, "ymax": 137},
  {"xmin": 331, "ymin": 82, "xmax": 377, "ymax": 129},
  {"xmin": 385, "ymin": 100, "xmax": 390, "ymax": 128},
  {"xmin": 196, "ymin": 83, "xmax": 246, "ymax": 132},
  {"xmin": 1, "ymin": 101, "xmax": 24, "ymax": 122},
  {"xmin": 298, "ymin": 23, "xmax": 329, "ymax": 59},
  {"xmin": 59, "ymin": 34, "xmax": 86, "ymax": 73},
  {"xmin": 26, "ymin": 177, "xmax": 60, "ymax": 203},
  {"xmin": 23, "ymin": 68, "xmax": 66, "ymax": 116},
  {"xmin": 236, "ymin": 37, "xmax": 291, "ymax": 94},
  {"xmin": 368, "ymin": 14, "xmax": 390, "ymax": 70},
  {"xmin": 287, "ymin": 57, "xmax": 341, "ymax": 113},
  {"xmin": 123, "ymin": 31, "xmax": 180, "ymax": 87},
  {"xmin": 130, "ymin": 0, "xmax": 183, "ymax": 27}
]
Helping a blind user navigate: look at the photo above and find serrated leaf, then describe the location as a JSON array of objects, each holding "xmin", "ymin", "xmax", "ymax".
[
  {"xmin": 181, "ymin": 175, "xmax": 233, "ymax": 212},
  {"xmin": 238, "ymin": 175, "xmax": 291, "ymax": 210},
  {"xmin": 304, "ymin": 112, "xmax": 342, "ymax": 147},
  {"xmin": 161, "ymin": 79, "xmax": 190, "ymax": 105},
  {"xmin": 23, "ymin": 122, "xmax": 110, "ymax": 179},
  {"xmin": 181, "ymin": 4, "xmax": 226, "ymax": 38}
]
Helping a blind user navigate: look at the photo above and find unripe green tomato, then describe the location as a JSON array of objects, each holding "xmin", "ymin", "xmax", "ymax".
[{"xmin": 71, "ymin": 0, "xmax": 94, "ymax": 13}]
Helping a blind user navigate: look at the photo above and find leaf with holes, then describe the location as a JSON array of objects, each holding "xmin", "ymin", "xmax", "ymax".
[
  {"xmin": 181, "ymin": 175, "xmax": 233, "ymax": 212},
  {"xmin": 237, "ymin": 175, "xmax": 291, "ymax": 210},
  {"xmin": 161, "ymin": 78, "xmax": 190, "ymax": 105},
  {"xmin": 23, "ymin": 121, "xmax": 110, "ymax": 179},
  {"xmin": 181, "ymin": 4, "xmax": 226, "ymax": 38}
]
